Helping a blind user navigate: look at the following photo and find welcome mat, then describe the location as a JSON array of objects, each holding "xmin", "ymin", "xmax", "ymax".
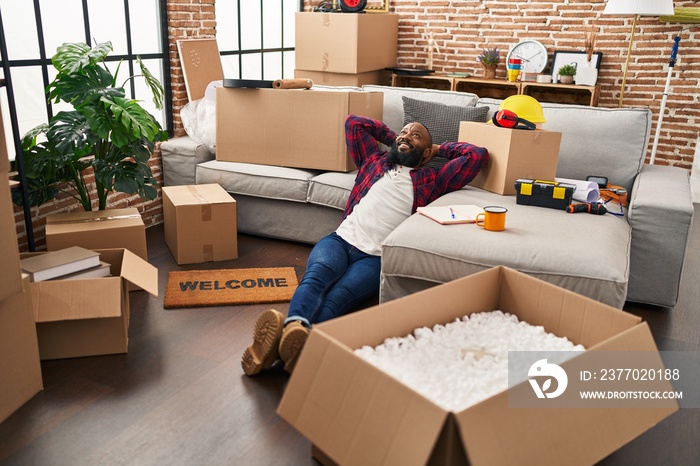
[{"xmin": 164, "ymin": 267, "xmax": 299, "ymax": 309}]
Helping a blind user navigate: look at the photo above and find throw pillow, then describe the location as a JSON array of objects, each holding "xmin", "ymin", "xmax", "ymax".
[
  {"xmin": 401, "ymin": 96, "xmax": 489, "ymax": 144},
  {"xmin": 402, "ymin": 97, "xmax": 489, "ymax": 169}
]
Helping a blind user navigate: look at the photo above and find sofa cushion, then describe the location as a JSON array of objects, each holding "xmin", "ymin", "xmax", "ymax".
[
  {"xmin": 476, "ymin": 98, "xmax": 651, "ymax": 192},
  {"xmin": 161, "ymin": 136, "xmax": 215, "ymax": 186},
  {"xmin": 195, "ymin": 160, "xmax": 319, "ymax": 203},
  {"xmin": 381, "ymin": 186, "xmax": 631, "ymax": 308},
  {"xmin": 363, "ymin": 84, "xmax": 479, "ymax": 133},
  {"xmin": 308, "ymin": 171, "xmax": 357, "ymax": 210},
  {"xmin": 402, "ymin": 97, "xmax": 489, "ymax": 144}
]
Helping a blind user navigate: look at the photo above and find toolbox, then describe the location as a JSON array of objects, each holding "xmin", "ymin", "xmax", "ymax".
[{"xmin": 514, "ymin": 178, "xmax": 576, "ymax": 210}]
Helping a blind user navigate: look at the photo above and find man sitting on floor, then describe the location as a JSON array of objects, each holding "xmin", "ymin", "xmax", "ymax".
[{"xmin": 241, "ymin": 113, "xmax": 489, "ymax": 375}]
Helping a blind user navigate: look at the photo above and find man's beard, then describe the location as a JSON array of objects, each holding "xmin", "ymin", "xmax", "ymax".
[{"xmin": 388, "ymin": 142, "xmax": 423, "ymax": 167}]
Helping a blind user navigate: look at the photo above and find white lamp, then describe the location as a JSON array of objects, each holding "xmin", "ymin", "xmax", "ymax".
[{"xmin": 603, "ymin": 0, "xmax": 675, "ymax": 107}]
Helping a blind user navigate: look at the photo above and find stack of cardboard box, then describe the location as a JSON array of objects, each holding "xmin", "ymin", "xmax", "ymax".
[
  {"xmin": 0, "ymin": 111, "xmax": 43, "ymax": 423},
  {"xmin": 294, "ymin": 12, "xmax": 398, "ymax": 87}
]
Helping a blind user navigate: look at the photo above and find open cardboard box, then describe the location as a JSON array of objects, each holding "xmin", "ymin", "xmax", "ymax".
[
  {"xmin": 20, "ymin": 248, "xmax": 158, "ymax": 360},
  {"xmin": 278, "ymin": 267, "xmax": 678, "ymax": 466}
]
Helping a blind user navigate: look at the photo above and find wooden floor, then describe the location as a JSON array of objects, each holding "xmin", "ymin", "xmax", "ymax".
[{"xmin": 1, "ymin": 207, "xmax": 699, "ymax": 466}]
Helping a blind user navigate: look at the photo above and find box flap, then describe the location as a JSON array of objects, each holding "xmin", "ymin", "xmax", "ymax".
[
  {"xmin": 31, "ymin": 276, "xmax": 124, "ymax": 322},
  {"xmin": 45, "ymin": 208, "xmax": 144, "ymax": 233},
  {"xmin": 119, "ymin": 249, "xmax": 158, "ymax": 296},
  {"xmin": 278, "ymin": 330, "xmax": 448, "ymax": 466},
  {"xmin": 497, "ymin": 267, "xmax": 641, "ymax": 347},
  {"xmin": 455, "ymin": 323, "xmax": 678, "ymax": 465}
]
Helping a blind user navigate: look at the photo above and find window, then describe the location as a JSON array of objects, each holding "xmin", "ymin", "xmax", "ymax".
[
  {"xmin": 0, "ymin": 0, "xmax": 171, "ymax": 163},
  {"xmin": 216, "ymin": 0, "xmax": 299, "ymax": 81}
]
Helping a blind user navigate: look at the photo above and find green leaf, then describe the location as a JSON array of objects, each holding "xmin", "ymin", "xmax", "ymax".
[
  {"xmin": 46, "ymin": 111, "xmax": 95, "ymax": 157},
  {"xmin": 21, "ymin": 124, "xmax": 49, "ymax": 151},
  {"xmin": 138, "ymin": 56, "xmax": 165, "ymax": 110},
  {"xmin": 52, "ymin": 42, "xmax": 113, "ymax": 74}
]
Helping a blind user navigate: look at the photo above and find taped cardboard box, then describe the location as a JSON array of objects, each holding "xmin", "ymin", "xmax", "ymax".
[
  {"xmin": 295, "ymin": 12, "xmax": 398, "ymax": 74},
  {"xmin": 1, "ymin": 179, "xmax": 23, "ymax": 303},
  {"xmin": 216, "ymin": 88, "xmax": 383, "ymax": 172},
  {"xmin": 0, "ymin": 276, "xmax": 43, "ymax": 423},
  {"xmin": 278, "ymin": 267, "xmax": 678, "ymax": 466},
  {"xmin": 294, "ymin": 69, "xmax": 390, "ymax": 87},
  {"xmin": 163, "ymin": 183, "xmax": 238, "ymax": 265},
  {"xmin": 20, "ymin": 248, "xmax": 158, "ymax": 360},
  {"xmin": 459, "ymin": 122, "xmax": 562, "ymax": 195},
  {"xmin": 45, "ymin": 207, "xmax": 147, "ymax": 261}
]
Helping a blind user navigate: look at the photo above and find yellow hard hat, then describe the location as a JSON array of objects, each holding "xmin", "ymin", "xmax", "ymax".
[{"xmin": 498, "ymin": 95, "xmax": 546, "ymax": 123}]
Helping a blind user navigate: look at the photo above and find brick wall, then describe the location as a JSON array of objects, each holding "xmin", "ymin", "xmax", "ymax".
[{"xmin": 304, "ymin": 0, "xmax": 699, "ymax": 169}]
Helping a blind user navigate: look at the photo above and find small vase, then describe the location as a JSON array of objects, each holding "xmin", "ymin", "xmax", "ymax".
[
  {"xmin": 575, "ymin": 60, "xmax": 598, "ymax": 86},
  {"xmin": 483, "ymin": 65, "xmax": 497, "ymax": 79},
  {"xmin": 560, "ymin": 75, "xmax": 574, "ymax": 84}
]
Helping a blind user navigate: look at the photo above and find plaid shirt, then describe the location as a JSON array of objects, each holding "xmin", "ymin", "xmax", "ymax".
[{"xmin": 342, "ymin": 114, "xmax": 489, "ymax": 220}]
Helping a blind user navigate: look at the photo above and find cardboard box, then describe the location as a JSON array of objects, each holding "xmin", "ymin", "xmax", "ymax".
[
  {"xmin": 0, "ymin": 277, "xmax": 43, "ymax": 423},
  {"xmin": 1, "ymin": 179, "xmax": 23, "ymax": 303},
  {"xmin": 21, "ymin": 248, "xmax": 158, "ymax": 360},
  {"xmin": 295, "ymin": 12, "xmax": 398, "ymax": 74},
  {"xmin": 177, "ymin": 38, "xmax": 224, "ymax": 102},
  {"xmin": 459, "ymin": 122, "xmax": 562, "ymax": 195},
  {"xmin": 295, "ymin": 69, "xmax": 390, "ymax": 87},
  {"xmin": 278, "ymin": 267, "xmax": 678, "ymax": 466},
  {"xmin": 163, "ymin": 183, "xmax": 238, "ymax": 265},
  {"xmin": 45, "ymin": 207, "xmax": 147, "ymax": 261},
  {"xmin": 216, "ymin": 88, "xmax": 383, "ymax": 172}
]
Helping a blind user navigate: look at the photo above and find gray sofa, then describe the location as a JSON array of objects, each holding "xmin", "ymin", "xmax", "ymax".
[{"xmin": 161, "ymin": 84, "xmax": 694, "ymax": 309}]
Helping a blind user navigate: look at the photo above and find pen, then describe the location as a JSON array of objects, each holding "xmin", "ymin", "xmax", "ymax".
[{"xmin": 449, "ymin": 207, "xmax": 456, "ymax": 219}]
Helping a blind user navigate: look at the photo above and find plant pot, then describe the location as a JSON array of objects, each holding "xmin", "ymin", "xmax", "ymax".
[
  {"xmin": 560, "ymin": 75, "xmax": 574, "ymax": 84},
  {"xmin": 483, "ymin": 65, "xmax": 497, "ymax": 79},
  {"xmin": 575, "ymin": 61, "xmax": 598, "ymax": 86}
]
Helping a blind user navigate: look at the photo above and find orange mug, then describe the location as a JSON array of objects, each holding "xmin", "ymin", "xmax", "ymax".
[{"xmin": 476, "ymin": 206, "xmax": 508, "ymax": 231}]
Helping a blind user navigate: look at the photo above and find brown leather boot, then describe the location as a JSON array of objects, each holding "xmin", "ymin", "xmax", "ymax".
[
  {"xmin": 278, "ymin": 321, "xmax": 310, "ymax": 374},
  {"xmin": 241, "ymin": 309, "xmax": 284, "ymax": 376}
]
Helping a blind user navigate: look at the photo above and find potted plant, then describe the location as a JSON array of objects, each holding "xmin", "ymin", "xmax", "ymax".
[
  {"xmin": 14, "ymin": 41, "xmax": 167, "ymax": 211},
  {"xmin": 477, "ymin": 47, "xmax": 500, "ymax": 79},
  {"xmin": 576, "ymin": 28, "xmax": 599, "ymax": 86},
  {"xmin": 557, "ymin": 64, "xmax": 577, "ymax": 84}
]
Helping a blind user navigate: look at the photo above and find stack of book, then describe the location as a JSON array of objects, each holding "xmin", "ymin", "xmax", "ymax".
[{"xmin": 20, "ymin": 246, "xmax": 111, "ymax": 282}]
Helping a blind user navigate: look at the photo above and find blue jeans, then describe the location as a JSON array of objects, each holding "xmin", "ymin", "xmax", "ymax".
[{"xmin": 286, "ymin": 232, "xmax": 381, "ymax": 326}]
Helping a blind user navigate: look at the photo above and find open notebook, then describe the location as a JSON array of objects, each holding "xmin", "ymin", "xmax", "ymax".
[{"xmin": 417, "ymin": 205, "xmax": 484, "ymax": 225}]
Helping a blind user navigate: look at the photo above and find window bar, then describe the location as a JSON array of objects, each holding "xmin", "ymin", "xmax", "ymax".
[
  {"xmin": 0, "ymin": 11, "xmax": 35, "ymax": 251},
  {"xmin": 124, "ymin": 0, "xmax": 136, "ymax": 100},
  {"xmin": 82, "ymin": 0, "xmax": 92, "ymax": 46},
  {"xmin": 32, "ymin": 0, "xmax": 52, "ymax": 121},
  {"xmin": 260, "ymin": 0, "xmax": 264, "ymax": 78},
  {"xmin": 159, "ymin": 0, "xmax": 174, "ymax": 135},
  {"xmin": 237, "ymin": 1, "xmax": 243, "ymax": 78}
]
